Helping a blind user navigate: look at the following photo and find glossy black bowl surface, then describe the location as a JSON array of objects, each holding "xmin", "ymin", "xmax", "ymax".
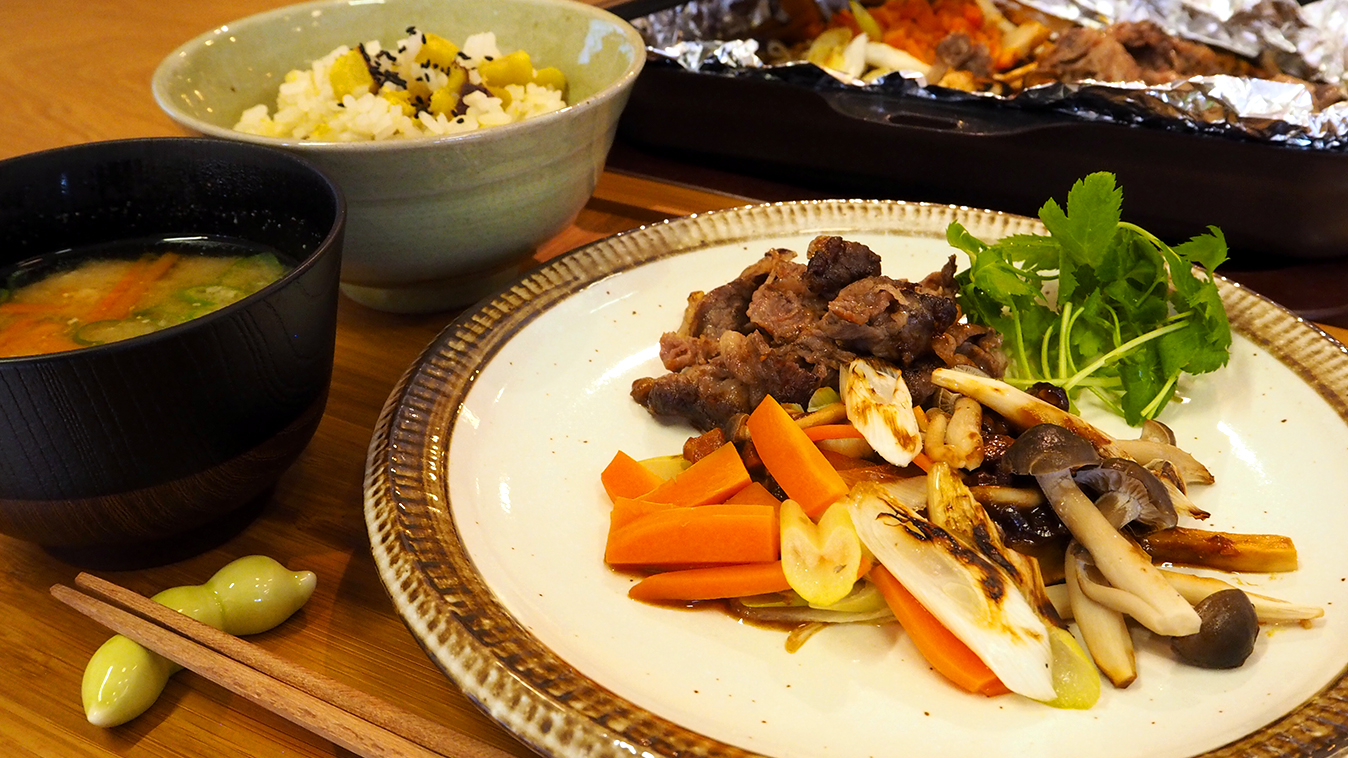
[{"xmin": 0, "ymin": 138, "xmax": 344, "ymax": 550}]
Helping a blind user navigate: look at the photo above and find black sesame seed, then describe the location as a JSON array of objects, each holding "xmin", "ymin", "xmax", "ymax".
[
  {"xmin": 406, "ymin": 25, "xmax": 416, "ymax": 34},
  {"xmin": 483, "ymin": 55, "xmax": 494, "ymax": 61}
]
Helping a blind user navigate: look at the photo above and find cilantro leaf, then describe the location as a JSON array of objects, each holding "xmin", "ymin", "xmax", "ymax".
[{"xmin": 949, "ymin": 172, "xmax": 1233, "ymax": 424}]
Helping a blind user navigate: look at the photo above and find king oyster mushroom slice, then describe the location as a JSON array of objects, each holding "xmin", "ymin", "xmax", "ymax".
[
  {"xmin": 1002, "ymin": 424, "xmax": 1201, "ymax": 637},
  {"xmin": 846, "ymin": 482, "xmax": 1057, "ymax": 701},
  {"xmin": 1073, "ymin": 458, "xmax": 1178, "ymax": 532},
  {"xmin": 928, "ymin": 369, "xmax": 1214, "ymax": 485}
]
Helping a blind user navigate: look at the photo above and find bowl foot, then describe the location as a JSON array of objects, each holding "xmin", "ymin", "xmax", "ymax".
[
  {"xmin": 42, "ymin": 491, "xmax": 271, "ymax": 570},
  {"xmin": 339, "ymin": 259, "xmax": 534, "ymax": 314}
]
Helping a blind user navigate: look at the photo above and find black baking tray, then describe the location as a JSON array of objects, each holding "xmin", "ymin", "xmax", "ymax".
[{"xmin": 612, "ymin": 23, "xmax": 1348, "ymax": 263}]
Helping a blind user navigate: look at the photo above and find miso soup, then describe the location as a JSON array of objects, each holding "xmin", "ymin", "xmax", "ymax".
[{"xmin": 0, "ymin": 237, "xmax": 293, "ymax": 358}]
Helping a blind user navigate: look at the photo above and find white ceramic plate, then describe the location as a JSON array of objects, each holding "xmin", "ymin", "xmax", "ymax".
[{"xmin": 365, "ymin": 200, "xmax": 1348, "ymax": 758}]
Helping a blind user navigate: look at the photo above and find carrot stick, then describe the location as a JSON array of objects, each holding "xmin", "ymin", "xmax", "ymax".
[
  {"xmin": 642, "ymin": 442, "xmax": 751, "ymax": 508},
  {"xmin": 608, "ymin": 496, "xmax": 675, "ymax": 533},
  {"xmin": 627, "ymin": 561, "xmax": 792, "ymax": 602},
  {"xmin": 910, "ymin": 451, "xmax": 934, "ymax": 473},
  {"xmin": 600, "ymin": 451, "xmax": 666, "ymax": 502},
  {"xmin": 724, "ymin": 481, "xmax": 781, "ymax": 506},
  {"xmin": 803, "ymin": 424, "xmax": 865, "ymax": 442},
  {"xmin": 604, "ymin": 503, "xmax": 779, "ymax": 569},
  {"xmin": 868, "ymin": 565, "xmax": 1009, "ymax": 696},
  {"xmin": 747, "ymin": 395, "xmax": 849, "ymax": 518}
]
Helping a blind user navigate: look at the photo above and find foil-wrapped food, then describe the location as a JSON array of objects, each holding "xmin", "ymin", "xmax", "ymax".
[{"xmin": 628, "ymin": 0, "xmax": 1348, "ymax": 148}]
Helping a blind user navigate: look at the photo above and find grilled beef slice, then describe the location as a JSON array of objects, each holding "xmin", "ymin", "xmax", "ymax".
[{"xmin": 630, "ymin": 236, "xmax": 1005, "ymax": 432}]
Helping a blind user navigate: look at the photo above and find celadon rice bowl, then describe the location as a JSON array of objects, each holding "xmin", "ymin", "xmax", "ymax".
[{"xmin": 234, "ymin": 28, "xmax": 567, "ymax": 141}]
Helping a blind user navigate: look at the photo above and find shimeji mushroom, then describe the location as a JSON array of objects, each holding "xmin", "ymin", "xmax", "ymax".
[
  {"xmin": 1064, "ymin": 542, "xmax": 1137, "ymax": 688},
  {"xmin": 1170, "ymin": 590, "xmax": 1259, "ymax": 669},
  {"xmin": 928, "ymin": 369, "xmax": 1213, "ymax": 485},
  {"xmin": 1003, "ymin": 424, "xmax": 1201, "ymax": 637},
  {"xmin": 1157, "ymin": 569, "xmax": 1323, "ymax": 624},
  {"xmin": 1072, "ymin": 458, "xmax": 1178, "ymax": 532}
]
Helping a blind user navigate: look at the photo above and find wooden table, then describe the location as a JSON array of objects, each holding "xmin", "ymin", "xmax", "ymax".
[{"xmin": 1, "ymin": 2, "xmax": 1345, "ymax": 757}]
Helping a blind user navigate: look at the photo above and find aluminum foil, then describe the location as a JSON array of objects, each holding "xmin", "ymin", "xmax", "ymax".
[{"xmin": 629, "ymin": 0, "xmax": 1348, "ymax": 149}]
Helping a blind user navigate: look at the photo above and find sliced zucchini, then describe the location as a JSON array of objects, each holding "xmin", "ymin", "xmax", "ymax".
[
  {"xmin": 177, "ymin": 284, "xmax": 246, "ymax": 309},
  {"xmin": 218, "ymin": 253, "xmax": 287, "ymax": 292}
]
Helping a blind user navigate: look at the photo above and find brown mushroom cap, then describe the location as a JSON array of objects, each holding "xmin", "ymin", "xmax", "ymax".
[
  {"xmin": 1074, "ymin": 458, "xmax": 1178, "ymax": 532},
  {"xmin": 1170, "ymin": 589, "xmax": 1259, "ymax": 669},
  {"xmin": 1002, "ymin": 423, "xmax": 1102, "ymax": 476}
]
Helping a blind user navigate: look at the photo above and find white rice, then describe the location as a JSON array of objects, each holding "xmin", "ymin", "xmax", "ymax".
[{"xmin": 233, "ymin": 30, "xmax": 567, "ymax": 142}]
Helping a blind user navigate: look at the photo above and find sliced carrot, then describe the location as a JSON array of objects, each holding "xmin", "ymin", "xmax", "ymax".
[
  {"xmin": 747, "ymin": 395, "xmax": 849, "ymax": 518},
  {"xmin": 604, "ymin": 503, "xmax": 779, "ymax": 569},
  {"xmin": 0, "ymin": 320, "xmax": 77, "ymax": 357},
  {"xmin": 642, "ymin": 441, "xmax": 750, "ymax": 507},
  {"xmin": 725, "ymin": 481, "xmax": 781, "ymax": 506},
  {"xmin": 803, "ymin": 424, "xmax": 865, "ymax": 442},
  {"xmin": 910, "ymin": 451, "xmax": 934, "ymax": 473},
  {"xmin": 608, "ymin": 496, "xmax": 676, "ymax": 533},
  {"xmin": 0, "ymin": 316, "xmax": 40, "ymax": 355},
  {"xmin": 627, "ymin": 561, "xmax": 792, "ymax": 602},
  {"xmin": 868, "ymin": 565, "xmax": 1008, "ymax": 697},
  {"xmin": 86, "ymin": 253, "xmax": 180, "ymax": 322},
  {"xmin": 600, "ymin": 450, "xmax": 666, "ymax": 502},
  {"xmin": 0, "ymin": 302, "xmax": 60, "ymax": 315},
  {"xmin": 85, "ymin": 257, "xmax": 149, "ymax": 321}
]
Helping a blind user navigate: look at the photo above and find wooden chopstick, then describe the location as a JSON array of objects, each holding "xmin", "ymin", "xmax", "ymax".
[{"xmin": 52, "ymin": 575, "xmax": 521, "ymax": 758}]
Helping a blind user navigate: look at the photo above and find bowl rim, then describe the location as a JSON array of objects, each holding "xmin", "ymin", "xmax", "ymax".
[
  {"xmin": 150, "ymin": 0, "xmax": 647, "ymax": 153},
  {"xmin": 0, "ymin": 136, "xmax": 346, "ymax": 365}
]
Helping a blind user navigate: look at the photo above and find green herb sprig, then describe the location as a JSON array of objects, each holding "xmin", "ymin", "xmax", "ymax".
[{"xmin": 947, "ymin": 172, "xmax": 1232, "ymax": 425}]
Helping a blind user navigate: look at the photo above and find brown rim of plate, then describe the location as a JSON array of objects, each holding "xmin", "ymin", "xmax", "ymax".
[{"xmin": 363, "ymin": 199, "xmax": 1348, "ymax": 758}]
